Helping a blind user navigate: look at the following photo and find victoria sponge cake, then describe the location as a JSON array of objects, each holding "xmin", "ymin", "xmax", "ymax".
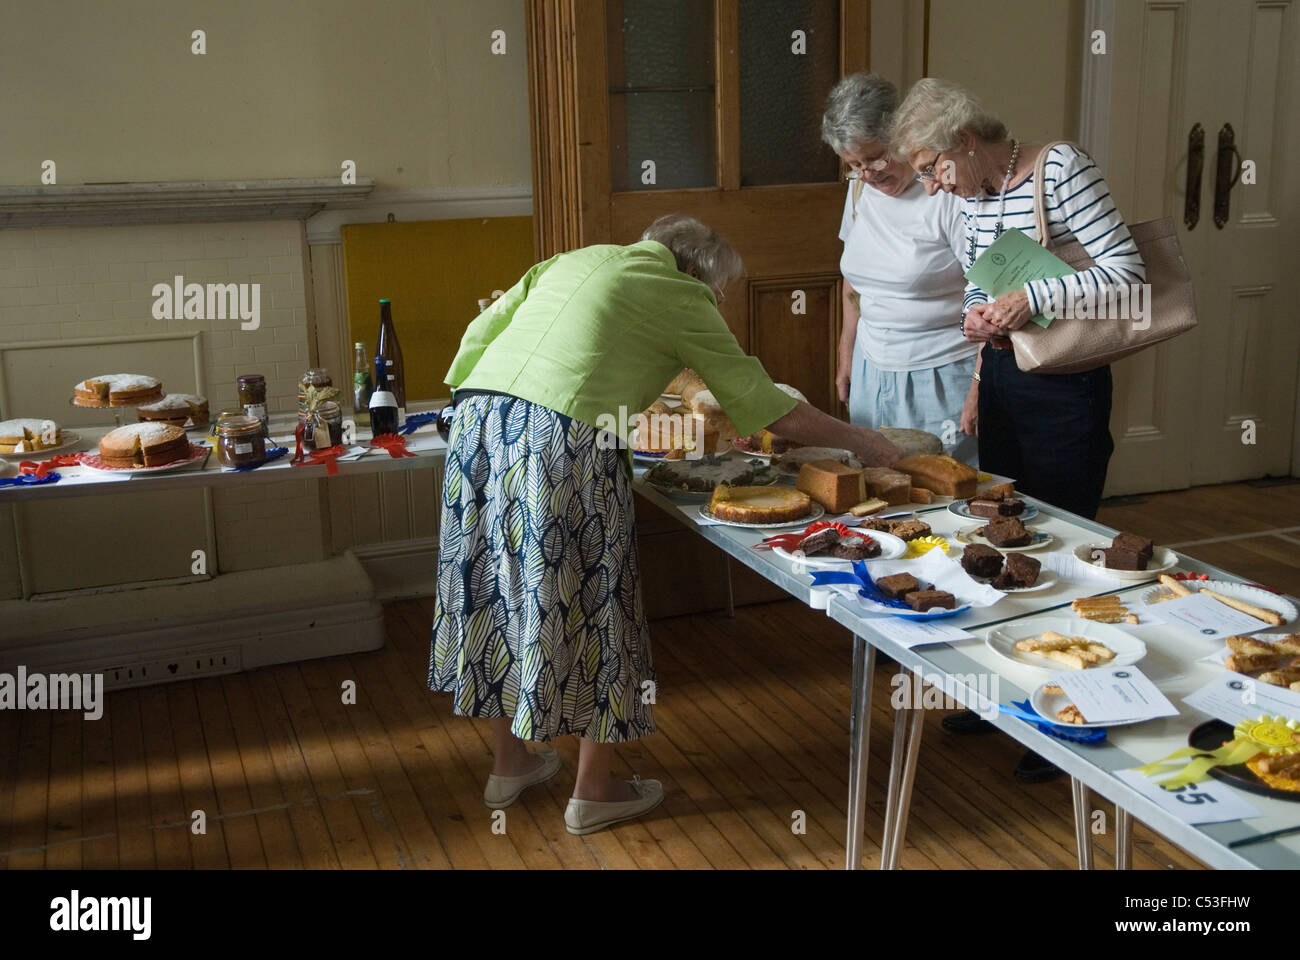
[
  {"xmin": 0, "ymin": 417, "xmax": 60, "ymax": 454},
  {"xmin": 98, "ymin": 423, "xmax": 189, "ymax": 468},
  {"xmin": 74, "ymin": 374, "xmax": 163, "ymax": 407},
  {"xmin": 136, "ymin": 393, "xmax": 209, "ymax": 428}
]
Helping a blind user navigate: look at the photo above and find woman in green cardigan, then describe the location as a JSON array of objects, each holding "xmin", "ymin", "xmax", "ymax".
[{"xmin": 431, "ymin": 214, "xmax": 902, "ymax": 835}]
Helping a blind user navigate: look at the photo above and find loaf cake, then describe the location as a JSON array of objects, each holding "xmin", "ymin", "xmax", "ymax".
[
  {"xmin": 978, "ymin": 516, "xmax": 1033, "ymax": 547},
  {"xmin": 796, "ymin": 460, "xmax": 866, "ymax": 513},
  {"xmin": 74, "ymin": 374, "xmax": 163, "ymax": 407},
  {"xmin": 992, "ymin": 552, "xmax": 1041, "ymax": 589},
  {"xmin": 0, "ymin": 417, "xmax": 61, "ymax": 453},
  {"xmin": 136, "ymin": 393, "xmax": 209, "ymax": 428},
  {"xmin": 960, "ymin": 543, "xmax": 1004, "ymax": 579},
  {"xmin": 98, "ymin": 422, "xmax": 189, "ymax": 468},
  {"xmin": 708, "ymin": 484, "xmax": 811, "ymax": 524},
  {"xmin": 894, "ymin": 454, "xmax": 978, "ymax": 499},
  {"xmin": 860, "ymin": 466, "xmax": 912, "ymax": 505}
]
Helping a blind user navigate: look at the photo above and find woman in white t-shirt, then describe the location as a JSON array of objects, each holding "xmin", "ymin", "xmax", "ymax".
[{"xmin": 822, "ymin": 74, "xmax": 978, "ymax": 464}]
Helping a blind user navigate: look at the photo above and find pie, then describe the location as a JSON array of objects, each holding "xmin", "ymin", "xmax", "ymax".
[{"xmin": 708, "ymin": 484, "xmax": 811, "ymax": 524}]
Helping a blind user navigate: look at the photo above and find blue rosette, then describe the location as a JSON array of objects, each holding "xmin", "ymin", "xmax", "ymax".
[{"xmin": 808, "ymin": 559, "xmax": 969, "ymax": 620}]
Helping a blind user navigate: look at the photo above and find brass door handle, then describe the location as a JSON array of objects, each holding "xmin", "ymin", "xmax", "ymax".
[
  {"xmin": 1184, "ymin": 122, "xmax": 1203, "ymax": 230},
  {"xmin": 1214, "ymin": 122, "xmax": 1242, "ymax": 229}
]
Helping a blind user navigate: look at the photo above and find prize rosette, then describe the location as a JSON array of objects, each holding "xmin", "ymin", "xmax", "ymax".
[{"xmin": 1137, "ymin": 714, "xmax": 1300, "ymax": 790}]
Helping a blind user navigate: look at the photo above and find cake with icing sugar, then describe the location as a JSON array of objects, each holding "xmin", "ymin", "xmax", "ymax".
[
  {"xmin": 136, "ymin": 393, "xmax": 209, "ymax": 428},
  {"xmin": 98, "ymin": 422, "xmax": 189, "ymax": 467},
  {"xmin": 74, "ymin": 374, "xmax": 163, "ymax": 407},
  {"xmin": 0, "ymin": 417, "xmax": 61, "ymax": 454}
]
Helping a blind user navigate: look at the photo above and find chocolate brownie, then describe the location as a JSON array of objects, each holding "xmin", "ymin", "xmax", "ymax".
[
  {"xmin": 798, "ymin": 528, "xmax": 840, "ymax": 556},
  {"xmin": 859, "ymin": 517, "xmax": 894, "ymax": 533},
  {"xmin": 888, "ymin": 519, "xmax": 933, "ymax": 541},
  {"xmin": 830, "ymin": 536, "xmax": 881, "ymax": 561},
  {"xmin": 1102, "ymin": 546, "xmax": 1147, "ymax": 571},
  {"xmin": 1111, "ymin": 531, "xmax": 1154, "ymax": 561},
  {"xmin": 960, "ymin": 543, "xmax": 1004, "ymax": 579},
  {"xmin": 904, "ymin": 589, "xmax": 956, "ymax": 611},
  {"xmin": 876, "ymin": 573, "xmax": 920, "ymax": 599},
  {"xmin": 978, "ymin": 516, "xmax": 1032, "ymax": 547},
  {"xmin": 992, "ymin": 552, "xmax": 1041, "ymax": 589}
]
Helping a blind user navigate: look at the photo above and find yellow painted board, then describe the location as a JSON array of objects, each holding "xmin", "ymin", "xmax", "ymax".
[{"xmin": 342, "ymin": 217, "xmax": 535, "ymax": 402}]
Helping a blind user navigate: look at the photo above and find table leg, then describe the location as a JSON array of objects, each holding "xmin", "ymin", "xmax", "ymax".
[
  {"xmin": 886, "ymin": 705, "xmax": 925, "ymax": 870},
  {"xmin": 845, "ymin": 637, "xmax": 875, "ymax": 870},
  {"xmin": 1115, "ymin": 806, "xmax": 1133, "ymax": 870},
  {"xmin": 1071, "ymin": 777, "xmax": 1094, "ymax": 869},
  {"xmin": 723, "ymin": 556, "xmax": 735, "ymax": 618},
  {"xmin": 880, "ymin": 703, "xmax": 910, "ymax": 869}
]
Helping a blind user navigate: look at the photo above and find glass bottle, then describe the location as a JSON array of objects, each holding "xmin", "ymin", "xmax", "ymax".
[
  {"xmin": 368, "ymin": 357, "xmax": 400, "ymax": 436},
  {"xmin": 352, "ymin": 341, "xmax": 373, "ymax": 416},
  {"xmin": 375, "ymin": 299, "xmax": 406, "ymax": 427}
]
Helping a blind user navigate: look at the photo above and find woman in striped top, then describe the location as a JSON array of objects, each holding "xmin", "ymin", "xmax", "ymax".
[{"xmin": 890, "ymin": 78, "xmax": 1145, "ymax": 520}]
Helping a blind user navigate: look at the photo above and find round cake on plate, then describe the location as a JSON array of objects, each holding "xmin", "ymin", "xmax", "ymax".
[
  {"xmin": 708, "ymin": 484, "xmax": 811, "ymax": 524},
  {"xmin": 136, "ymin": 393, "xmax": 210, "ymax": 428},
  {"xmin": 98, "ymin": 422, "xmax": 189, "ymax": 468},
  {"xmin": 74, "ymin": 374, "xmax": 163, "ymax": 407}
]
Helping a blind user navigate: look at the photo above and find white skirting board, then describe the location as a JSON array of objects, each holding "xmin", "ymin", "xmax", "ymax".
[
  {"xmin": 353, "ymin": 537, "xmax": 438, "ymax": 601},
  {"xmin": 0, "ymin": 552, "xmax": 385, "ymax": 689}
]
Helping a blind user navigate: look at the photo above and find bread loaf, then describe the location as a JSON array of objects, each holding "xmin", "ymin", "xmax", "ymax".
[
  {"xmin": 796, "ymin": 459, "xmax": 866, "ymax": 513},
  {"xmin": 894, "ymin": 454, "xmax": 978, "ymax": 499}
]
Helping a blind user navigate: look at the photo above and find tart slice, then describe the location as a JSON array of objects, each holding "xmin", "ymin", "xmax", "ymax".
[{"xmin": 708, "ymin": 484, "xmax": 811, "ymax": 524}]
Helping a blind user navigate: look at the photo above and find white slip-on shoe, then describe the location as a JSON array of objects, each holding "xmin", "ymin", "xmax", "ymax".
[
  {"xmin": 483, "ymin": 749, "xmax": 562, "ymax": 809},
  {"xmin": 564, "ymin": 777, "xmax": 664, "ymax": 835}
]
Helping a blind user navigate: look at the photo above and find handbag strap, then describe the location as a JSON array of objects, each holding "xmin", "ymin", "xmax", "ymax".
[{"xmin": 1031, "ymin": 139, "xmax": 1089, "ymax": 249}]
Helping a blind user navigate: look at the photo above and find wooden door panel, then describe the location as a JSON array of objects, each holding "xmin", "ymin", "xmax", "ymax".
[{"xmin": 748, "ymin": 276, "xmax": 840, "ymax": 413}]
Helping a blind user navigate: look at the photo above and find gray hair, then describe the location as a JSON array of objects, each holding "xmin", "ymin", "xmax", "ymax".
[
  {"xmin": 820, "ymin": 73, "xmax": 899, "ymax": 155},
  {"xmin": 641, "ymin": 214, "xmax": 743, "ymax": 289},
  {"xmin": 889, "ymin": 77, "xmax": 1008, "ymax": 160}
]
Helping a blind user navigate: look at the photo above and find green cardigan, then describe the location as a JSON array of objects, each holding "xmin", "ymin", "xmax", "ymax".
[{"xmin": 446, "ymin": 240, "xmax": 797, "ymax": 458}]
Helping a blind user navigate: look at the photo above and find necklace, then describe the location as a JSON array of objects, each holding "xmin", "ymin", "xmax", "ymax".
[{"xmin": 993, "ymin": 138, "xmax": 1020, "ymax": 239}]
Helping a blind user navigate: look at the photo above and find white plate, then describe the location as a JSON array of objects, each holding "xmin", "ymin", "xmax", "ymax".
[
  {"xmin": 985, "ymin": 616, "xmax": 1147, "ymax": 675},
  {"xmin": 697, "ymin": 502, "xmax": 825, "ymax": 529},
  {"xmin": 774, "ymin": 529, "xmax": 908, "ymax": 568},
  {"xmin": 78, "ymin": 443, "xmax": 211, "ymax": 474},
  {"xmin": 0, "ymin": 430, "xmax": 85, "ymax": 460},
  {"xmin": 948, "ymin": 500, "xmax": 1039, "ymax": 522},
  {"xmin": 956, "ymin": 525, "xmax": 1056, "ymax": 552},
  {"xmin": 1073, "ymin": 544, "xmax": 1179, "ymax": 580},
  {"xmin": 1029, "ymin": 684, "xmax": 1148, "ymax": 730},
  {"xmin": 1141, "ymin": 579, "xmax": 1297, "ymax": 625},
  {"xmin": 969, "ymin": 570, "xmax": 1060, "ymax": 594}
]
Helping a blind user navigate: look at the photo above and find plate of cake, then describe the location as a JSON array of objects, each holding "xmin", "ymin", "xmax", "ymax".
[
  {"xmin": 72, "ymin": 374, "xmax": 163, "ymax": 408},
  {"xmin": 948, "ymin": 482, "xmax": 1039, "ymax": 521},
  {"xmin": 868, "ymin": 572, "xmax": 970, "ymax": 617},
  {"xmin": 1073, "ymin": 531, "xmax": 1177, "ymax": 579},
  {"xmin": 0, "ymin": 418, "xmax": 82, "ymax": 459},
  {"xmin": 644, "ymin": 456, "xmax": 775, "ymax": 498},
  {"xmin": 986, "ymin": 617, "xmax": 1146, "ymax": 675},
  {"xmin": 700, "ymin": 485, "xmax": 823, "ymax": 528},
  {"xmin": 956, "ymin": 517, "xmax": 1055, "ymax": 552},
  {"xmin": 773, "ymin": 526, "xmax": 908, "ymax": 568},
  {"xmin": 957, "ymin": 543, "xmax": 1057, "ymax": 593},
  {"xmin": 136, "ymin": 393, "xmax": 210, "ymax": 430},
  {"xmin": 81, "ymin": 423, "xmax": 208, "ymax": 473}
]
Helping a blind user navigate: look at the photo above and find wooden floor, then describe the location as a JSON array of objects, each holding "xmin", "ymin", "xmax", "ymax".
[{"xmin": 1, "ymin": 479, "xmax": 1295, "ymax": 870}]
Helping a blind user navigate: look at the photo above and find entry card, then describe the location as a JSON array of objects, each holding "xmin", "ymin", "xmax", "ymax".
[
  {"xmin": 964, "ymin": 228, "xmax": 1075, "ymax": 329},
  {"xmin": 1155, "ymin": 592, "xmax": 1275, "ymax": 640},
  {"xmin": 866, "ymin": 618, "xmax": 973, "ymax": 650},
  {"xmin": 1051, "ymin": 665, "xmax": 1179, "ymax": 724},
  {"xmin": 1183, "ymin": 673, "xmax": 1300, "ymax": 727},
  {"xmin": 1113, "ymin": 768, "xmax": 1261, "ymax": 825}
]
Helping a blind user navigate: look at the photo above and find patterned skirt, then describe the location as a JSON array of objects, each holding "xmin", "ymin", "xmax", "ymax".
[{"xmin": 428, "ymin": 393, "xmax": 656, "ymax": 743}]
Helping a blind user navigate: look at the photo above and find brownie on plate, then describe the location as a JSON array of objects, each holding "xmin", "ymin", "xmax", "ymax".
[
  {"xmin": 992, "ymin": 552, "xmax": 1041, "ymax": 589},
  {"xmin": 978, "ymin": 516, "xmax": 1032, "ymax": 547},
  {"xmin": 960, "ymin": 543, "xmax": 1004, "ymax": 579},
  {"xmin": 1102, "ymin": 546, "xmax": 1147, "ymax": 570},
  {"xmin": 798, "ymin": 528, "xmax": 840, "ymax": 556},
  {"xmin": 888, "ymin": 519, "xmax": 933, "ymax": 541},
  {"xmin": 1111, "ymin": 531, "xmax": 1154, "ymax": 562},
  {"xmin": 876, "ymin": 573, "xmax": 920, "ymax": 599},
  {"xmin": 831, "ymin": 536, "xmax": 881, "ymax": 561},
  {"xmin": 904, "ymin": 589, "xmax": 956, "ymax": 611}
]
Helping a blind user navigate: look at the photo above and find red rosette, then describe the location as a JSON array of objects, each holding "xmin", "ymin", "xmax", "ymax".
[
  {"xmin": 370, "ymin": 433, "xmax": 417, "ymax": 459},
  {"xmin": 19, "ymin": 454, "xmax": 82, "ymax": 479},
  {"xmin": 755, "ymin": 518, "xmax": 876, "ymax": 553},
  {"xmin": 293, "ymin": 444, "xmax": 346, "ymax": 476}
]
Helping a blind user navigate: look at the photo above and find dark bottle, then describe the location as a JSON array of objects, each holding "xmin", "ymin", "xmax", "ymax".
[
  {"xmin": 368, "ymin": 357, "xmax": 400, "ymax": 436},
  {"xmin": 374, "ymin": 299, "xmax": 406, "ymax": 427}
]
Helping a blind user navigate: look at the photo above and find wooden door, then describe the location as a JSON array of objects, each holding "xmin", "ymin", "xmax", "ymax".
[
  {"xmin": 528, "ymin": 0, "xmax": 869, "ymax": 416},
  {"xmin": 1103, "ymin": 0, "xmax": 1300, "ymax": 494}
]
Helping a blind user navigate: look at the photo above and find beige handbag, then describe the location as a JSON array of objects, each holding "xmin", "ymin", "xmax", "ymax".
[{"xmin": 1008, "ymin": 140, "xmax": 1197, "ymax": 374}]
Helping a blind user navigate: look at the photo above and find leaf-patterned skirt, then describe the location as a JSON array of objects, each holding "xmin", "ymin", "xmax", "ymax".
[{"xmin": 429, "ymin": 393, "xmax": 656, "ymax": 743}]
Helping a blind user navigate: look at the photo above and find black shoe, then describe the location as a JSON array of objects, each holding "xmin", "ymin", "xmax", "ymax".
[
  {"xmin": 941, "ymin": 710, "xmax": 994, "ymax": 735},
  {"xmin": 1014, "ymin": 750, "xmax": 1062, "ymax": 783}
]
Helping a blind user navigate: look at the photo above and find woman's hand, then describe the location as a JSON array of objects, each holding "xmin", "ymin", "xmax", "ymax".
[
  {"xmin": 962, "ymin": 303, "xmax": 1004, "ymax": 343},
  {"xmin": 836, "ymin": 359, "xmax": 852, "ymax": 405},
  {"xmin": 986, "ymin": 289, "xmax": 1032, "ymax": 331},
  {"xmin": 960, "ymin": 381, "xmax": 979, "ymax": 436},
  {"xmin": 856, "ymin": 429, "xmax": 904, "ymax": 467}
]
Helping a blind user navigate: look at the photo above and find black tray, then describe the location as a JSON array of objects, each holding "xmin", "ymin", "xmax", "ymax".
[{"xmin": 1187, "ymin": 720, "xmax": 1300, "ymax": 803}]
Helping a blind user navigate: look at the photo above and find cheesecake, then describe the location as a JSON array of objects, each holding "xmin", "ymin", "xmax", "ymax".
[{"xmin": 708, "ymin": 484, "xmax": 811, "ymax": 524}]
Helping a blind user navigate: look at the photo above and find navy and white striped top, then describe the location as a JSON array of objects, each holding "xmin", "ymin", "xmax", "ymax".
[{"xmin": 961, "ymin": 144, "xmax": 1145, "ymax": 318}]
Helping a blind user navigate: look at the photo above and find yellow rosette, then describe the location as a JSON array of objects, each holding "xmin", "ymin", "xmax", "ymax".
[
  {"xmin": 906, "ymin": 536, "xmax": 950, "ymax": 558},
  {"xmin": 1136, "ymin": 715, "xmax": 1300, "ymax": 790}
]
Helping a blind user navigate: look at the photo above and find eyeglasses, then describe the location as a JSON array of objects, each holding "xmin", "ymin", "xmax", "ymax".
[
  {"xmin": 844, "ymin": 155, "xmax": 891, "ymax": 180},
  {"xmin": 914, "ymin": 151, "xmax": 944, "ymax": 183}
]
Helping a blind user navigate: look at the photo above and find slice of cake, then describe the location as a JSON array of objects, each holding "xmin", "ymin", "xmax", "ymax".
[
  {"xmin": 830, "ymin": 536, "xmax": 881, "ymax": 561},
  {"xmin": 904, "ymin": 589, "xmax": 956, "ymax": 612},
  {"xmin": 136, "ymin": 393, "xmax": 209, "ymax": 428},
  {"xmin": 796, "ymin": 460, "xmax": 866, "ymax": 513},
  {"xmin": 1101, "ymin": 546, "xmax": 1146, "ymax": 571},
  {"xmin": 98, "ymin": 423, "xmax": 189, "ymax": 468},
  {"xmin": 992, "ymin": 552, "xmax": 1041, "ymax": 589},
  {"xmin": 860, "ymin": 467, "xmax": 912, "ymax": 506},
  {"xmin": 1111, "ymin": 531, "xmax": 1154, "ymax": 563},
  {"xmin": 876, "ymin": 573, "xmax": 919, "ymax": 599},
  {"xmin": 709, "ymin": 484, "xmax": 811, "ymax": 524},
  {"xmin": 0, "ymin": 417, "xmax": 60, "ymax": 453},
  {"xmin": 893, "ymin": 454, "xmax": 979, "ymax": 499},
  {"xmin": 960, "ymin": 543, "xmax": 1004, "ymax": 579},
  {"xmin": 967, "ymin": 497, "xmax": 1024, "ymax": 518},
  {"xmin": 74, "ymin": 374, "xmax": 163, "ymax": 407},
  {"xmin": 797, "ymin": 528, "xmax": 840, "ymax": 556},
  {"xmin": 978, "ymin": 516, "xmax": 1033, "ymax": 547}
]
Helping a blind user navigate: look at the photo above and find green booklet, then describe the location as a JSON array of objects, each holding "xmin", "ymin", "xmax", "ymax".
[{"xmin": 964, "ymin": 228, "xmax": 1076, "ymax": 329}]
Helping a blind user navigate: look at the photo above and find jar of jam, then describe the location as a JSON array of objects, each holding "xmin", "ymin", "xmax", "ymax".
[
  {"xmin": 313, "ymin": 400, "xmax": 344, "ymax": 449},
  {"xmin": 217, "ymin": 414, "xmax": 268, "ymax": 469},
  {"xmin": 237, "ymin": 374, "xmax": 269, "ymax": 435},
  {"xmin": 298, "ymin": 368, "xmax": 332, "ymax": 412}
]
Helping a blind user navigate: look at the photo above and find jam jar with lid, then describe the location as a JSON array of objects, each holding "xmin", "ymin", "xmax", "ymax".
[
  {"xmin": 237, "ymin": 374, "xmax": 269, "ymax": 435},
  {"xmin": 217, "ymin": 414, "xmax": 268, "ymax": 469},
  {"xmin": 298, "ymin": 368, "xmax": 332, "ymax": 412},
  {"xmin": 312, "ymin": 400, "xmax": 344, "ymax": 449}
]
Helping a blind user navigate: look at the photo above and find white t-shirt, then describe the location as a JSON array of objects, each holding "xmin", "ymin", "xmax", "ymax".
[{"xmin": 838, "ymin": 180, "xmax": 973, "ymax": 371}]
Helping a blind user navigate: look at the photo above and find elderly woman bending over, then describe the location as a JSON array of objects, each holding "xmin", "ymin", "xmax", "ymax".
[{"xmin": 891, "ymin": 78, "xmax": 1145, "ymax": 520}]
